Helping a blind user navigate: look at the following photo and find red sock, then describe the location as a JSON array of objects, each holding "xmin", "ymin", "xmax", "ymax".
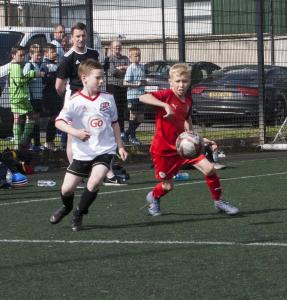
[
  {"xmin": 152, "ymin": 182, "xmax": 169, "ymax": 199},
  {"xmin": 205, "ymin": 174, "xmax": 222, "ymax": 201}
]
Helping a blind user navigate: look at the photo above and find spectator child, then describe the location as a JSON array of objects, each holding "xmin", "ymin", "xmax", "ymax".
[
  {"xmin": 41, "ymin": 43, "xmax": 64, "ymax": 150},
  {"xmin": 49, "ymin": 59, "xmax": 128, "ymax": 231},
  {"xmin": 123, "ymin": 47, "xmax": 146, "ymax": 145},
  {"xmin": 8, "ymin": 46, "xmax": 43, "ymax": 150},
  {"xmin": 139, "ymin": 63, "xmax": 239, "ymax": 216},
  {"xmin": 23, "ymin": 44, "xmax": 43, "ymax": 151}
]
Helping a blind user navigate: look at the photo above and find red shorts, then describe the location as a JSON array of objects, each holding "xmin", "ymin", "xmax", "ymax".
[{"xmin": 152, "ymin": 153, "xmax": 205, "ymax": 181}]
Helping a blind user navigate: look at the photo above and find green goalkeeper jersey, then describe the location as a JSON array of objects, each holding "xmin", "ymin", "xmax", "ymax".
[{"xmin": 8, "ymin": 63, "xmax": 36, "ymax": 114}]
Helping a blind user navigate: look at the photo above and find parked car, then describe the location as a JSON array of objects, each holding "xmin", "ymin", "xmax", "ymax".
[
  {"xmin": 143, "ymin": 60, "xmax": 220, "ymax": 120},
  {"xmin": 144, "ymin": 60, "xmax": 220, "ymax": 92},
  {"xmin": 191, "ymin": 64, "xmax": 287, "ymax": 126}
]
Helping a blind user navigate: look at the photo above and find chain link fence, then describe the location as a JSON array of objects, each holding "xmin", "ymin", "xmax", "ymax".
[{"xmin": 0, "ymin": 0, "xmax": 287, "ymax": 152}]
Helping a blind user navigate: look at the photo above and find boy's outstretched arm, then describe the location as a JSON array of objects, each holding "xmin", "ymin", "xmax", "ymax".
[{"xmin": 139, "ymin": 94, "xmax": 174, "ymax": 119}]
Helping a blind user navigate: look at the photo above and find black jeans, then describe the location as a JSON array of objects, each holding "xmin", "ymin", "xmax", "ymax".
[{"xmin": 106, "ymin": 84, "xmax": 127, "ymax": 132}]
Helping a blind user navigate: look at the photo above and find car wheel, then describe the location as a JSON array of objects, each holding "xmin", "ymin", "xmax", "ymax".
[{"xmin": 273, "ymin": 97, "xmax": 286, "ymax": 126}]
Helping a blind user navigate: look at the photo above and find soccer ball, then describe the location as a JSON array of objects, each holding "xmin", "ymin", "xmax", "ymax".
[{"xmin": 176, "ymin": 131, "xmax": 204, "ymax": 158}]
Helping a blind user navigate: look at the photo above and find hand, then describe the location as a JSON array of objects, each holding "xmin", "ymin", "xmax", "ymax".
[
  {"xmin": 163, "ymin": 103, "xmax": 174, "ymax": 119},
  {"xmin": 36, "ymin": 71, "xmax": 45, "ymax": 78},
  {"xmin": 75, "ymin": 129, "xmax": 91, "ymax": 141},
  {"xmin": 118, "ymin": 147, "xmax": 128, "ymax": 161},
  {"xmin": 204, "ymin": 138, "xmax": 218, "ymax": 150}
]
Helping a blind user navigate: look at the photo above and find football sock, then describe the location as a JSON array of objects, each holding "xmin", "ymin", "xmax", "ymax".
[
  {"xmin": 152, "ymin": 182, "xmax": 169, "ymax": 199},
  {"xmin": 205, "ymin": 174, "xmax": 222, "ymax": 200},
  {"xmin": 46, "ymin": 119, "xmax": 57, "ymax": 143},
  {"xmin": 78, "ymin": 188, "xmax": 99, "ymax": 214},
  {"xmin": 126, "ymin": 120, "xmax": 140, "ymax": 139},
  {"xmin": 13, "ymin": 123, "xmax": 22, "ymax": 149},
  {"xmin": 33, "ymin": 124, "xmax": 40, "ymax": 146},
  {"xmin": 21, "ymin": 121, "xmax": 35, "ymax": 145},
  {"xmin": 60, "ymin": 192, "xmax": 74, "ymax": 211}
]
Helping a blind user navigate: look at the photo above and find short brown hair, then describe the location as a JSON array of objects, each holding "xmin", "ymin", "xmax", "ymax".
[
  {"xmin": 11, "ymin": 46, "xmax": 25, "ymax": 56},
  {"xmin": 71, "ymin": 22, "xmax": 87, "ymax": 35},
  {"xmin": 44, "ymin": 43, "xmax": 56, "ymax": 53},
  {"xmin": 29, "ymin": 44, "xmax": 42, "ymax": 55},
  {"xmin": 78, "ymin": 58, "xmax": 103, "ymax": 77}
]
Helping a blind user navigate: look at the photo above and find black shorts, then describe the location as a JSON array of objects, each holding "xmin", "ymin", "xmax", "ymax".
[
  {"xmin": 67, "ymin": 154, "xmax": 114, "ymax": 178},
  {"xmin": 127, "ymin": 98, "xmax": 145, "ymax": 113}
]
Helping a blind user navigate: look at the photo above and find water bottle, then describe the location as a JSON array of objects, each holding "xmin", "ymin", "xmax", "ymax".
[
  {"xmin": 173, "ymin": 172, "xmax": 190, "ymax": 181},
  {"xmin": 37, "ymin": 180, "xmax": 56, "ymax": 187},
  {"xmin": 6, "ymin": 169, "xmax": 13, "ymax": 186}
]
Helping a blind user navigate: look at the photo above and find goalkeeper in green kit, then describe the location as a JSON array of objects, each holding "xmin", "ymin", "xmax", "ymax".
[{"xmin": 8, "ymin": 46, "xmax": 44, "ymax": 150}]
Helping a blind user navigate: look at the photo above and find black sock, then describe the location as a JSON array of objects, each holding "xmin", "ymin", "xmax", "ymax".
[
  {"xmin": 78, "ymin": 188, "xmax": 98, "ymax": 215},
  {"xmin": 60, "ymin": 193, "xmax": 74, "ymax": 211},
  {"xmin": 126, "ymin": 120, "xmax": 140, "ymax": 139},
  {"xmin": 33, "ymin": 124, "xmax": 40, "ymax": 146}
]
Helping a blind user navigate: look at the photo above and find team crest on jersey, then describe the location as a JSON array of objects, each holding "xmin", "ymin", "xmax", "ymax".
[
  {"xmin": 100, "ymin": 102, "xmax": 110, "ymax": 111},
  {"xmin": 158, "ymin": 172, "xmax": 166, "ymax": 179}
]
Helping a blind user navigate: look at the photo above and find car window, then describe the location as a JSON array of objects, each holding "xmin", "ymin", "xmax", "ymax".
[
  {"xmin": 158, "ymin": 64, "xmax": 170, "ymax": 78},
  {"xmin": 0, "ymin": 32, "xmax": 23, "ymax": 65},
  {"xmin": 145, "ymin": 63, "xmax": 161, "ymax": 76},
  {"xmin": 210, "ymin": 69, "xmax": 259, "ymax": 84}
]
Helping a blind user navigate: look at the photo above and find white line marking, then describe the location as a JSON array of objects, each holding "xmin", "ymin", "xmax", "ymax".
[
  {"xmin": 0, "ymin": 239, "xmax": 286, "ymax": 247},
  {"xmin": 1, "ymin": 171, "xmax": 287, "ymax": 207}
]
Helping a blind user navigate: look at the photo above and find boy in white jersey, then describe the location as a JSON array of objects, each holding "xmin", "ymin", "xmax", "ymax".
[{"xmin": 49, "ymin": 59, "xmax": 128, "ymax": 231}]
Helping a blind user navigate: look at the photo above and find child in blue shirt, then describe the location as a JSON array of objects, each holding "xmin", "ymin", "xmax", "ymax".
[{"xmin": 123, "ymin": 47, "xmax": 146, "ymax": 145}]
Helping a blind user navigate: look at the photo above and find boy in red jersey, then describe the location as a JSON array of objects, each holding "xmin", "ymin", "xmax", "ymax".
[{"xmin": 139, "ymin": 63, "xmax": 239, "ymax": 216}]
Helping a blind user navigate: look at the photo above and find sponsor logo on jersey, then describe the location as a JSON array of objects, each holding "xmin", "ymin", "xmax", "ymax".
[
  {"xmin": 100, "ymin": 102, "xmax": 110, "ymax": 111},
  {"xmin": 158, "ymin": 172, "xmax": 166, "ymax": 179},
  {"xmin": 90, "ymin": 118, "xmax": 104, "ymax": 128},
  {"xmin": 75, "ymin": 60, "xmax": 80, "ymax": 65}
]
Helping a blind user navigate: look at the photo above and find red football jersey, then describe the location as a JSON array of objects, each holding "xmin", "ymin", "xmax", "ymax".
[{"xmin": 150, "ymin": 89, "xmax": 192, "ymax": 156}]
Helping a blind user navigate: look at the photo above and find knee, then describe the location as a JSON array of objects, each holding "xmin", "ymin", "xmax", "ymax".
[
  {"xmin": 162, "ymin": 181, "xmax": 174, "ymax": 192},
  {"xmin": 205, "ymin": 165, "xmax": 216, "ymax": 177},
  {"xmin": 61, "ymin": 189, "xmax": 74, "ymax": 197}
]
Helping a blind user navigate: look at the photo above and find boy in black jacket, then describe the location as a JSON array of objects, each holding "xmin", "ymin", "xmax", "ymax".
[{"xmin": 41, "ymin": 43, "xmax": 64, "ymax": 150}]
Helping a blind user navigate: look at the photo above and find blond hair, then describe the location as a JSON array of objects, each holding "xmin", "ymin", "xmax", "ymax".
[
  {"xmin": 128, "ymin": 47, "xmax": 141, "ymax": 55},
  {"xmin": 169, "ymin": 63, "xmax": 191, "ymax": 78}
]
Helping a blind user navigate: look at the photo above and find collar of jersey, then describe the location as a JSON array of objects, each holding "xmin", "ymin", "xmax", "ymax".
[
  {"xmin": 72, "ymin": 46, "xmax": 87, "ymax": 54},
  {"xmin": 78, "ymin": 91, "xmax": 100, "ymax": 101}
]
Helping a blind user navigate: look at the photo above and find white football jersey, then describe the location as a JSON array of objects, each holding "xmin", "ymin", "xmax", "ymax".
[{"xmin": 56, "ymin": 91, "xmax": 118, "ymax": 160}]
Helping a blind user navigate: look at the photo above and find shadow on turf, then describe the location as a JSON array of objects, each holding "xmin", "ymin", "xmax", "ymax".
[
  {"xmin": 81, "ymin": 213, "xmax": 237, "ymax": 231},
  {"xmin": 71, "ymin": 207, "xmax": 287, "ymax": 231}
]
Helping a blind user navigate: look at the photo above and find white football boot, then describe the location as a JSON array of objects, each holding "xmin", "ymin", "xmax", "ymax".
[
  {"xmin": 214, "ymin": 199, "xmax": 239, "ymax": 215},
  {"xmin": 146, "ymin": 191, "xmax": 162, "ymax": 216}
]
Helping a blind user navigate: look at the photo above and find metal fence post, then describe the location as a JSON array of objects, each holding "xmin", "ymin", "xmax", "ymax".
[
  {"xmin": 85, "ymin": 0, "xmax": 94, "ymax": 48},
  {"xmin": 256, "ymin": 0, "xmax": 266, "ymax": 145},
  {"xmin": 161, "ymin": 0, "xmax": 167, "ymax": 61},
  {"xmin": 176, "ymin": 0, "xmax": 185, "ymax": 62}
]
